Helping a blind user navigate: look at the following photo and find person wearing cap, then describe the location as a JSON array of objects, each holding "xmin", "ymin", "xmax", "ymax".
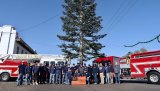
[{"xmin": 17, "ymin": 61, "xmax": 26, "ymax": 86}]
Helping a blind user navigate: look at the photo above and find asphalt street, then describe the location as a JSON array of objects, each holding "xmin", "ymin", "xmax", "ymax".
[{"xmin": 0, "ymin": 81, "xmax": 160, "ymax": 91}]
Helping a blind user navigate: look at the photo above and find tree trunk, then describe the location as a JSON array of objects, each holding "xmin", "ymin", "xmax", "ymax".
[{"xmin": 79, "ymin": 0, "xmax": 83, "ymax": 65}]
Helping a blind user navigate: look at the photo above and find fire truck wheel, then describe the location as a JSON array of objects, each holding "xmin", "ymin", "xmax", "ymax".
[
  {"xmin": 0, "ymin": 72, "xmax": 10, "ymax": 81},
  {"xmin": 147, "ymin": 71, "xmax": 160, "ymax": 84}
]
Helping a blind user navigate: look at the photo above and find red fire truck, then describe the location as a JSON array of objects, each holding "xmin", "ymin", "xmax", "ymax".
[
  {"xmin": 0, "ymin": 59, "xmax": 27, "ymax": 81},
  {"xmin": 94, "ymin": 50, "xmax": 160, "ymax": 84},
  {"xmin": 0, "ymin": 54, "xmax": 66, "ymax": 81}
]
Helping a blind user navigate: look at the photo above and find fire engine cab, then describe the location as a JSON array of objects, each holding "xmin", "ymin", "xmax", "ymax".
[
  {"xmin": 94, "ymin": 50, "xmax": 160, "ymax": 84},
  {"xmin": 0, "ymin": 54, "xmax": 66, "ymax": 81}
]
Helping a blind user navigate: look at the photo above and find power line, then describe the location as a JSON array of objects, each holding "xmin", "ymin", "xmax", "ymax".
[
  {"xmin": 105, "ymin": 0, "xmax": 138, "ymax": 33},
  {"xmin": 18, "ymin": 13, "xmax": 60, "ymax": 33},
  {"xmin": 107, "ymin": 0, "xmax": 138, "ymax": 32},
  {"xmin": 105, "ymin": 0, "xmax": 128, "ymax": 32},
  {"xmin": 124, "ymin": 34, "xmax": 160, "ymax": 47}
]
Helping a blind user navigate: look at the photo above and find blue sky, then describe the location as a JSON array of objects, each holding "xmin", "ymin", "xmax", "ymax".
[{"xmin": 0, "ymin": 0, "xmax": 160, "ymax": 58}]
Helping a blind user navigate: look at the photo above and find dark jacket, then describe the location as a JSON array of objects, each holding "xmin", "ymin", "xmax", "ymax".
[
  {"xmin": 49, "ymin": 66, "xmax": 56, "ymax": 74},
  {"xmin": 104, "ymin": 66, "xmax": 110, "ymax": 73},
  {"xmin": 71, "ymin": 66, "xmax": 76, "ymax": 72},
  {"xmin": 87, "ymin": 67, "xmax": 93, "ymax": 75},
  {"xmin": 32, "ymin": 65, "xmax": 39, "ymax": 74},
  {"xmin": 67, "ymin": 71, "xmax": 72, "ymax": 79},
  {"xmin": 114, "ymin": 65, "xmax": 120, "ymax": 73},
  {"xmin": 56, "ymin": 66, "xmax": 62, "ymax": 74},
  {"xmin": 62, "ymin": 65, "xmax": 68, "ymax": 73},
  {"xmin": 86, "ymin": 72, "xmax": 91, "ymax": 77},
  {"xmin": 84, "ymin": 66, "xmax": 88, "ymax": 73},
  {"xmin": 109, "ymin": 65, "xmax": 114, "ymax": 72},
  {"xmin": 92, "ymin": 66, "xmax": 99, "ymax": 74},
  {"xmin": 18, "ymin": 64, "xmax": 26, "ymax": 75},
  {"xmin": 99, "ymin": 66, "xmax": 105, "ymax": 74},
  {"xmin": 78, "ymin": 67, "xmax": 84, "ymax": 74},
  {"xmin": 25, "ymin": 66, "xmax": 31, "ymax": 74}
]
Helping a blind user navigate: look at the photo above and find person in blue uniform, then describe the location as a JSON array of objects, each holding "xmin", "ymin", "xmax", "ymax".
[
  {"xmin": 49, "ymin": 64, "xmax": 56, "ymax": 84},
  {"xmin": 86, "ymin": 71, "xmax": 91, "ymax": 85},
  {"xmin": 92, "ymin": 64, "xmax": 99, "ymax": 84},
  {"xmin": 62, "ymin": 64, "xmax": 68, "ymax": 84},
  {"xmin": 55, "ymin": 64, "xmax": 62, "ymax": 84},
  {"xmin": 87, "ymin": 64, "xmax": 92, "ymax": 84},
  {"xmin": 25, "ymin": 63, "xmax": 32, "ymax": 85},
  {"xmin": 38, "ymin": 63, "xmax": 43, "ymax": 84},
  {"xmin": 66, "ymin": 68, "xmax": 72, "ymax": 85},
  {"xmin": 104, "ymin": 63, "xmax": 110, "ymax": 84},
  {"xmin": 17, "ymin": 61, "xmax": 26, "ymax": 86},
  {"xmin": 71, "ymin": 64, "xmax": 76, "ymax": 77},
  {"xmin": 42, "ymin": 63, "xmax": 47, "ymax": 84},
  {"xmin": 32, "ymin": 62, "xmax": 39, "ymax": 85},
  {"xmin": 83, "ymin": 63, "xmax": 88, "ymax": 76},
  {"xmin": 99, "ymin": 63, "xmax": 105, "ymax": 84}
]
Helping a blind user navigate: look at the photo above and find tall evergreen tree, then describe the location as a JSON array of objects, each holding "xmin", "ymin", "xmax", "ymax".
[{"xmin": 57, "ymin": 0, "xmax": 107, "ymax": 64}]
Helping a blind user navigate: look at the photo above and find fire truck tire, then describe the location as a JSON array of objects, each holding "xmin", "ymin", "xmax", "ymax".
[
  {"xmin": 0, "ymin": 72, "xmax": 10, "ymax": 81},
  {"xmin": 147, "ymin": 71, "xmax": 160, "ymax": 84}
]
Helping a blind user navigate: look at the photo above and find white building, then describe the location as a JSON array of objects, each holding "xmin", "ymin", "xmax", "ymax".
[{"xmin": 0, "ymin": 25, "xmax": 36, "ymax": 54}]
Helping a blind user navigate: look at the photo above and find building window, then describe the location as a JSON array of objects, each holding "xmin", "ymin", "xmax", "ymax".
[
  {"xmin": 16, "ymin": 47, "xmax": 19, "ymax": 54},
  {"xmin": 21, "ymin": 50, "xmax": 24, "ymax": 54}
]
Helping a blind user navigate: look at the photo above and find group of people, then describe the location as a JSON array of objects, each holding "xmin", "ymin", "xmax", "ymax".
[{"xmin": 17, "ymin": 61, "xmax": 121, "ymax": 86}]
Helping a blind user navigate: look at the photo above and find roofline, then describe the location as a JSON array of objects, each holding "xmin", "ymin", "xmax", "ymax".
[{"xmin": 15, "ymin": 37, "xmax": 37, "ymax": 54}]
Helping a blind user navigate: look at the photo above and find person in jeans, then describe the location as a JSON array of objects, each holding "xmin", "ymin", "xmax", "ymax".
[
  {"xmin": 62, "ymin": 64, "xmax": 68, "ymax": 84},
  {"xmin": 17, "ymin": 61, "xmax": 26, "ymax": 86},
  {"xmin": 55, "ymin": 64, "xmax": 62, "ymax": 84},
  {"xmin": 78, "ymin": 64, "xmax": 84, "ymax": 76},
  {"xmin": 86, "ymin": 67, "xmax": 91, "ymax": 85},
  {"xmin": 64, "ymin": 64, "xmax": 70, "ymax": 84},
  {"xmin": 66, "ymin": 68, "xmax": 72, "ymax": 85},
  {"xmin": 104, "ymin": 63, "xmax": 110, "ymax": 84},
  {"xmin": 32, "ymin": 63, "xmax": 39, "ymax": 85},
  {"xmin": 99, "ymin": 63, "xmax": 105, "ymax": 84},
  {"xmin": 114, "ymin": 62, "xmax": 120, "ymax": 84},
  {"xmin": 25, "ymin": 63, "xmax": 32, "ymax": 85},
  {"xmin": 49, "ymin": 64, "xmax": 56, "ymax": 84},
  {"xmin": 92, "ymin": 64, "xmax": 99, "ymax": 84}
]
